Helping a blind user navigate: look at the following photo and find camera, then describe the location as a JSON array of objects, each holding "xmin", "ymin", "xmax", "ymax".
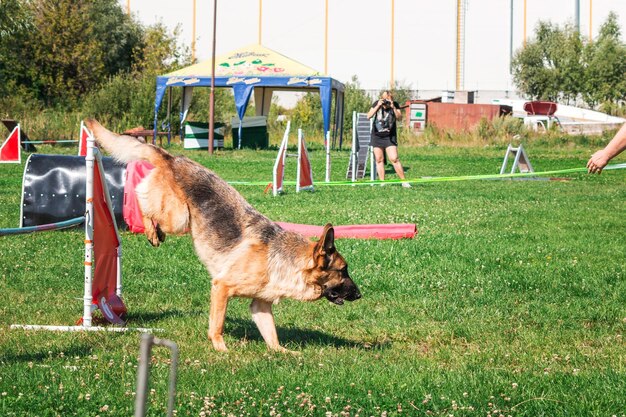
[{"xmin": 381, "ymin": 99, "xmax": 392, "ymax": 106}]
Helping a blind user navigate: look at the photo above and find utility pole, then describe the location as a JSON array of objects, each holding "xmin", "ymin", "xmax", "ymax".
[
  {"xmin": 455, "ymin": 0, "xmax": 466, "ymax": 91},
  {"xmin": 589, "ymin": 0, "xmax": 593, "ymax": 41},
  {"xmin": 192, "ymin": 0, "xmax": 197, "ymax": 62},
  {"xmin": 575, "ymin": 0, "xmax": 580, "ymax": 33},
  {"xmin": 523, "ymin": 0, "xmax": 527, "ymax": 47},
  {"xmin": 208, "ymin": 0, "xmax": 217, "ymax": 155},
  {"xmin": 258, "ymin": 0, "xmax": 262, "ymax": 44},
  {"xmin": 324, "ymin": 0, "xmax": 328, "ymax": 75},
  {"xmin": 390, "ymin": 0, "xmax": 395, "ymax": 90},
  {"xmin": 509, "ymin": 0, "xmax": 514, "ymax": 73}
]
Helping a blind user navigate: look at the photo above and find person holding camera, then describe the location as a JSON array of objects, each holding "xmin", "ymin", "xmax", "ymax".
[{"xmin": 367, "ymin": 90, "xmax": 410, "ymax": 187}]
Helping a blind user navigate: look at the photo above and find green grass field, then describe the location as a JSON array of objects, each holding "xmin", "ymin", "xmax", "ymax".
[{"xmin": 1, "ymin": 141, "xmax": 625, "ymax": 416}]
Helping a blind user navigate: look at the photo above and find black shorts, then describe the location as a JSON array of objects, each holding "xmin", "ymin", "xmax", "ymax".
[{"xmin": 370, "ymin": 135, "xmax": 398, "ymax": 148}]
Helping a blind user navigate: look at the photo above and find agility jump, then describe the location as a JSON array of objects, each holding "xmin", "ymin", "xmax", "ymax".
[
  {"xmin": 272, "ymin": 121, "xmax": 315, "ymax": 196},
  {"xmin": 7, "ymin": 132, "xmax": 145, "ymax": 332},
  {"xmin": 1, "ymin": 121, "xmax": 92, "ymax": 163},
  {"xmin": 0, "ymin": 123, "xmax": 21, "ymax": 163}
]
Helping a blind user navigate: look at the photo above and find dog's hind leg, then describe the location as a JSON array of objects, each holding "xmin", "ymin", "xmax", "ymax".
[
  {"xmin": 208, "ymin": 281, "xmax": 230, "ymax": 352},
  {"xmin": 250, "ymin": 299, "xmax": 295, "ymax": 354}
]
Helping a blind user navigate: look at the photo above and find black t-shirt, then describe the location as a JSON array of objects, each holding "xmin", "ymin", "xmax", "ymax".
[{"xmin": 371, "ymin": 100, "xmax": 400, "ymax": 139}]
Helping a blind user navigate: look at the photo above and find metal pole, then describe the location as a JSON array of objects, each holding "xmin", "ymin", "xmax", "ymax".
[
  {"xmin": 509, "ymin": 0, "xmax": 514, "ymax": 73},
  {"xmin": 192, "ymin": 0, "xmax": 197, "ymax": 62},
  {"xmin": 574, "ymin": 0, "xmax": 580, "ymax": 33},
  {"xmin": 324, "ymin": 0, "xmax": 328, "ymax": 75},
  {"xmin": 589, "ymin": 0, "xmax": 593, "ymax": 42},
  {"xmin": 134, "ymin": 334, "xmax": 153, "ymax": 417},
  {"xmin": 134, "ymin": 334, "xmax": 179, "ymax": 417},
  {"xmin": 258, "ymin": 0, "xmax": 263, "ymax": 44},
  {"xmin": 523, "ymin": 0, "xmax": 527, "ymax": 47},
  {"xmin": 390, "ymin": 0, "xmax": 394, "ymax": 89},
  {"xmin": 208, "ymin": 0, "xmax": 217, "ymax": 155},
  {"xmin": 455, "ymin": 0, "xmax": 463, "ymax": 91}
]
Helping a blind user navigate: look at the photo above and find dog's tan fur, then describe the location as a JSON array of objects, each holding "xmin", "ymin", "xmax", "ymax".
[{"xmin": 85, "ymin": 119, "xmax": 360, "ymax": 352}]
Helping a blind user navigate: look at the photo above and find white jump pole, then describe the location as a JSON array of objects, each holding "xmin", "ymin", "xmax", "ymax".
[
  {"xmin": 83, "ymin": 132, "xmax": 96, "ymax": 327},
  {"xmin": 296, "ymin": 128, "xmax": 302, "ymax": 192},
  {"xmin": 272, "ymin": 121, "xmax": 290, "ymax": 196},
  {"xmin": 369, "ymin": 118, "xmax": 376, "ymax": 183},
  {"xmin": 325, "ymin": 130, "xmax": 331, "ymax": 182},
  {"xmin": 351, "ymin": 112, "xmax": 357, "ymax": 182}
]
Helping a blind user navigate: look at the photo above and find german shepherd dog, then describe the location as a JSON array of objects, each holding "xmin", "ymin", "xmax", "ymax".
[{"xmin": 85, "ymin": 119, "xmax": 361, "ymax": 352}]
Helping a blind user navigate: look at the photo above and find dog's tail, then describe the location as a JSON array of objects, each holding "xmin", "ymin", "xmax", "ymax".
[{"xmin": 84, "ymin": 118, "xmax": 164, "ymax": 165}]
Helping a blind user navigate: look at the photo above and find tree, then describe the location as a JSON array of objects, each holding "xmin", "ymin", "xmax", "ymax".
[
  {"xmin": 343, "ymin": 75, "xmax": 373, "ymax": 132},
  {"xmin": 89, "ymin": 1, "xmax": 144, "ymax": 77},
  {"xmin": 0, "ymin": 0, "xmax": 35, "ymax": 99},
  {"xmin": 582, "ymin": 12, "xmax": 626, "ymax": 108},
  {"xmin": 512, "ymin": 14, "xmax": 625, "ymax": 110},
  {"xmin": 0, "ymin": 0, "xmax": 148, "ymax": 106},
  {"xmin": 82, "ymin": 22, "xmax": 193, "ymax": 130},
  {"xmin": 134, "ymin": 22, "xmax": 190, "ymax": 75},
  {"xmin": 511, "ymin": 21, "xmax": 582, "ymax": 102},
  {"xmin": 25, "ymin": 1, "xmax": 106, "ymax": 105},
  {"xmin": 290, "ymin": 92, "xmax": 323, "ymax": 134}
]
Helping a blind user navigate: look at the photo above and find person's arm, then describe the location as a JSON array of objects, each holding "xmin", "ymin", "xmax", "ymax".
[
  {"xmin": 367, "ymin": 100, "xmax": 384, "ymax": 119},
  {"xmin": 392, "ymin": 101, "xmax": 402, "ymax": 120},
  {"xmin": 587, "ymin": 122, "xmax": 626, "ymax": 173}
]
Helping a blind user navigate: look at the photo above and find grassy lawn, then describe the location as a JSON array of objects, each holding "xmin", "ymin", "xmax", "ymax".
[{"xmin": 0, "ymin": 140, "xmax": 625, "ymax": 416}]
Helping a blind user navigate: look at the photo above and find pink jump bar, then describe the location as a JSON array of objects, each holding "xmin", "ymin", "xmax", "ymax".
[{"xmin": 276, "ymin": 222, "xmax": 417, "ymax": 240}]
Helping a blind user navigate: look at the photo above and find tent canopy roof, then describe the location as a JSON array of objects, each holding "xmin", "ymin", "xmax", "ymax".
[
  {"xmin": 154, "ymin": 44, "xmax": 345, "ymax": 140},
  {"xmin": 166, "ymin": 43, "xmax": 321, "ymax": 78},
  {"xmin": 158, "ymin": 43, "xmax": 344, "ymax": 92}
]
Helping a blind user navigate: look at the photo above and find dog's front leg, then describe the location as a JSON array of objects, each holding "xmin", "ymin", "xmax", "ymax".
[
  {"xmin": 250, "ymin": 299, "xmax": 295, "ymax": 354},
  {"xmin": 208, "ymin": 281, "xmax": 229, "ymax": 352}
]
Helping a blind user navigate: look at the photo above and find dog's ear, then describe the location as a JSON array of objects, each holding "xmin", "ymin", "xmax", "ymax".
[{"xmin": 314, "ymin": 223, "xmax": 335, "ymax": 267}]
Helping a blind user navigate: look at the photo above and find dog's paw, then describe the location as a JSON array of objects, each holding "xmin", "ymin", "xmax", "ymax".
[
  {"xmin": 211, "ymin": 338, "xmax": 228, "ymax": 352},
  {"xmin": 156, "ymin": 224, "xmax": 166, "ymax": 243},
  {"xmin": 146, "ymin": 232, "xmax": 161, "ymax": 247},
  {"xmin": 272, "ymin": 346, "xmax": 301, "ymax": 356}
]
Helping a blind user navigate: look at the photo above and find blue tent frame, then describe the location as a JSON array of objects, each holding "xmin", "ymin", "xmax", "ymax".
[{"xmin": 154, "ymin": 75, "xmax": 345, "ymax": 148}]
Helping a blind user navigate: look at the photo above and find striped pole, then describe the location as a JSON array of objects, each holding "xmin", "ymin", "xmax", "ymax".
[{"xmin": 83, "ymin": 131, "xmax": 95, "ymax": 327}]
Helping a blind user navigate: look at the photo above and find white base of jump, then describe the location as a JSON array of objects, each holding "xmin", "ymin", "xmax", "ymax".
[{"xmin": 10, "ymin": 324, "xmax": 161, "ymax": 333}]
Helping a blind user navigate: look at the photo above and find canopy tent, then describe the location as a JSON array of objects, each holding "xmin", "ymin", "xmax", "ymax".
[{"xmin": 154, "ymin": 44, "xmax": 345, "ymax": 148}]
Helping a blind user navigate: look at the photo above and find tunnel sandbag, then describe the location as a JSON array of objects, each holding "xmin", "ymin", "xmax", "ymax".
[{"xmin": 20, "ymin": 154, "xmax": 127, "ymax": 228}]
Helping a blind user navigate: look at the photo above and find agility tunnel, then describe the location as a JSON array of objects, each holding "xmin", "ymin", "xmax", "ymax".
[{"xmin": 20, "ymin": 154, "xmax": 126, "ymax": 228}]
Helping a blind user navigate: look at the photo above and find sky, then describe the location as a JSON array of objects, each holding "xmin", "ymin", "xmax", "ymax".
[{"xmin": 120, "ymin": 0, "xmax": 626, "ymax": 93}]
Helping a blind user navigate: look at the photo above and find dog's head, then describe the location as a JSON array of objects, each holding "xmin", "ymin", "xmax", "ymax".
[{"xmin": 312, "ymin": 224, "xmax": 361, "ymax": 305}]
